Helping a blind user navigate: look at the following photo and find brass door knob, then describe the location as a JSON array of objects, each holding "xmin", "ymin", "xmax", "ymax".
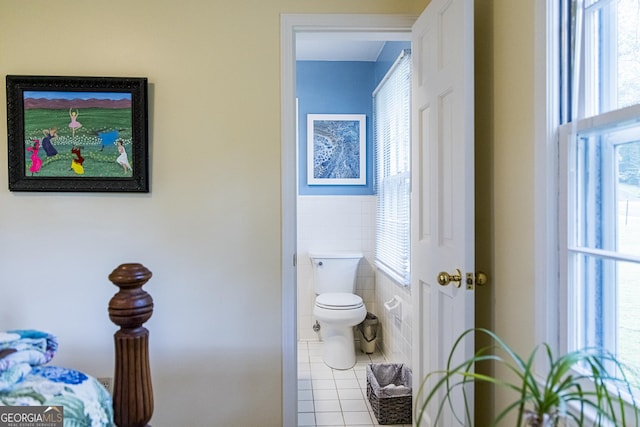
[
  {"xmin": 476, "ymin": 271, "xmax": 488, "ymax": 286},
  {"xmin": 437, "ymin": 269, "xmax": 462, "ymax": 288}
]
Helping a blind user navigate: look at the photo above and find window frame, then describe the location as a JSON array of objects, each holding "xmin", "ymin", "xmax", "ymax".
[
  {"xmin": 534, "ymin": 0, "xmax": 563, "ymax": 357},
  {"xmin": 559, "ymin": 105, "xmax": 640, "ymax": 356},
  {"xmin": 549, "ymin": 0, "xmax": 640, "ymax": 392}
]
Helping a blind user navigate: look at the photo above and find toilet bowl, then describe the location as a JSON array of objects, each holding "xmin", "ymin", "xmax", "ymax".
[
  {"xmin": 314, "ymin": 292, "xmax": 367, "ymax": 369},
  {"xmin": 309, "ymin": 251, "xmax": 366, "ymax": 370}
]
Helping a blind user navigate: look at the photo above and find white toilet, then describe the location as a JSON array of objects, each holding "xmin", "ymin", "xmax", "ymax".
[{"xmin": 310, "ymin": 251, "xmax": 367, "ymax": 370}]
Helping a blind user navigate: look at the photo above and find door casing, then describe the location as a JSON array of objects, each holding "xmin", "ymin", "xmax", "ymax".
[{"xmin": 280, "ymin": 14, "xmax": 416, "ymax": 427}]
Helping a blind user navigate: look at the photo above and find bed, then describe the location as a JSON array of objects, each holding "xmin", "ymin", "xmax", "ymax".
[{"xmin": 0, "ymin": 263, "xmax": 154, "ymax": 427}]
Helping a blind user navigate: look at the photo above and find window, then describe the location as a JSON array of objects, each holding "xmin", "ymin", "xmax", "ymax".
[
  {"xmin": 560, "ymin": 0, "xmax": 640, "ymax": 379},
  {"xmin": 374, "ymin": 50, "xmax": 411, "ymax": 285}
]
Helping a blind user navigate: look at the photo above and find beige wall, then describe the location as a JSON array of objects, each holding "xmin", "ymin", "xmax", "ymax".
[
  {"xmin": 0, "ymin": 0, "xmax": 541, "ymax": 425},
  {"xmin": 0, "ymin": 0, "xmax": 425, "ymax": 425},
  {"xmin": 490, "ymin": 0, "xmax": 538, "ymax": 423}
]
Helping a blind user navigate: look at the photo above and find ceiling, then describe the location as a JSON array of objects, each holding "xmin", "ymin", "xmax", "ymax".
[{"xmin": 295, "ymin": 31, "xmax": 410, "ymax": 61}]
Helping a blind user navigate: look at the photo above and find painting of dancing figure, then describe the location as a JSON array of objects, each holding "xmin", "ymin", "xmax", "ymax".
[{"xmin": 6, "ymin": 75, "xmax": 148, "ymax": 192}]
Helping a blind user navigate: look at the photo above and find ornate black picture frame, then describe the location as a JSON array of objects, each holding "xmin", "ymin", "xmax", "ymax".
[{"xmin": 6, "ymin": 75, "xmax": 149, "ymax": 192}]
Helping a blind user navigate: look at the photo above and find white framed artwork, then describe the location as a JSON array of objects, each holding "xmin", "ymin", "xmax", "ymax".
[{"xmin": 307, "ymin": 114, "xmax": 366, "ymax": 185}]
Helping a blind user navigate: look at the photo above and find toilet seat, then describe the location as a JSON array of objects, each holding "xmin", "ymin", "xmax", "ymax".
[{"xmin": 315, "ymin": 292, "xmax": 364, "ymax": 310}]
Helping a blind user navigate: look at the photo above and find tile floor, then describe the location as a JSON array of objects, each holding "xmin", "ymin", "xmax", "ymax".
[{"xmin": 297, "ymin": 341, "xmax": 412, "ymax": 427}]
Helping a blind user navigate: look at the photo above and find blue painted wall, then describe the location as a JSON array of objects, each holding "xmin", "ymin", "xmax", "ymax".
[
  {"xmin": 297, "ymin": 61, "xmax": 376, "ymax": 195},
  {"xmin": 374, "ymin": 41, "xmax": 411, "ymax": 84},
  {"xmin": 296, "ymin": 41, "xmax": 411, "ymax": 196}
]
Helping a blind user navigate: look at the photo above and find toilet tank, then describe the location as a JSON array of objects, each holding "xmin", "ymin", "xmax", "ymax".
[{"xmin": 309, "ymin": 251, "xmax": 362, "ymax": 294}]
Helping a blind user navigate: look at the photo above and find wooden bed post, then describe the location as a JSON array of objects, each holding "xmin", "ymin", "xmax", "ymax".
[{"xmin": 108, "ymin": 263, "xmax": 154, "ymax": 427}]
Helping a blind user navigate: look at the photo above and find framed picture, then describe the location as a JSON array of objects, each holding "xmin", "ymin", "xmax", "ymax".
[
  {"xmin": 307, "ymin": 113, "xmax": 366, "ymax": 185},
  {"xmin": 6, "ymin": 75, "xmax": 149, "ymax": 192}
]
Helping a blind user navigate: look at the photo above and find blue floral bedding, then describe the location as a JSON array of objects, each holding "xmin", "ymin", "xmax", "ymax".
[{"xmin": 0, "ymin": 330, "xmax": 114, "ymax": 427}]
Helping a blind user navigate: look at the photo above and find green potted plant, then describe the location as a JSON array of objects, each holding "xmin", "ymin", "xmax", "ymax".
[{"xmin": 415, "ymin": 328, "xmax": 639, "ymax": 426}]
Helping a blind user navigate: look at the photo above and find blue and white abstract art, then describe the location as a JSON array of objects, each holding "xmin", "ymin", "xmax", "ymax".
[{"xmin": 307, "ymin": 114, "xmax": 366, "ymax": 185}]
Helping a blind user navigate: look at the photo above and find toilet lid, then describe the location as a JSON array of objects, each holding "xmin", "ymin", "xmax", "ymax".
[{"xmin": 316, "ymin": 293, "xmax": 364, "ymax": 310}]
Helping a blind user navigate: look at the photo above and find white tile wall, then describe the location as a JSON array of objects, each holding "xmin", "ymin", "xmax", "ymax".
[
  {"xmin": 297, "ymin": 195, "xmax": 412, "ymax": 368},
  {"xmin": 371, "ymin": 272, "xmax": 412, "ymax": 367}
]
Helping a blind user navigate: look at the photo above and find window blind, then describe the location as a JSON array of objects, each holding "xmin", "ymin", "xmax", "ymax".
[{"xmin": 374, "ymin": 50, "xmax": 411, "ymax": 285}]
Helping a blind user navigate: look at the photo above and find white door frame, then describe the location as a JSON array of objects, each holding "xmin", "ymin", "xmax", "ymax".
[{"xmin": 280, "ymin": 14, "xmax": 416, "ymax": 427}]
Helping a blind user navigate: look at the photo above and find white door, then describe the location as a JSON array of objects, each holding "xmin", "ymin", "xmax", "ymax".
[{"xmin": 411, "ymin": 0, "xmax": 475, "ymax": 425}]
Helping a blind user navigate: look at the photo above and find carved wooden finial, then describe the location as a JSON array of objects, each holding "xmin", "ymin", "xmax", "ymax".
[{"xmin": 108, "ymin": 263, "xmax": 154, "ymax": 427}]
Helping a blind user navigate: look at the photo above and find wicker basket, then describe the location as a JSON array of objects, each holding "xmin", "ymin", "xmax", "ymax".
[{"xmin": 366, "ymin": 363, "xmax": 412, "ymax": 425}]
